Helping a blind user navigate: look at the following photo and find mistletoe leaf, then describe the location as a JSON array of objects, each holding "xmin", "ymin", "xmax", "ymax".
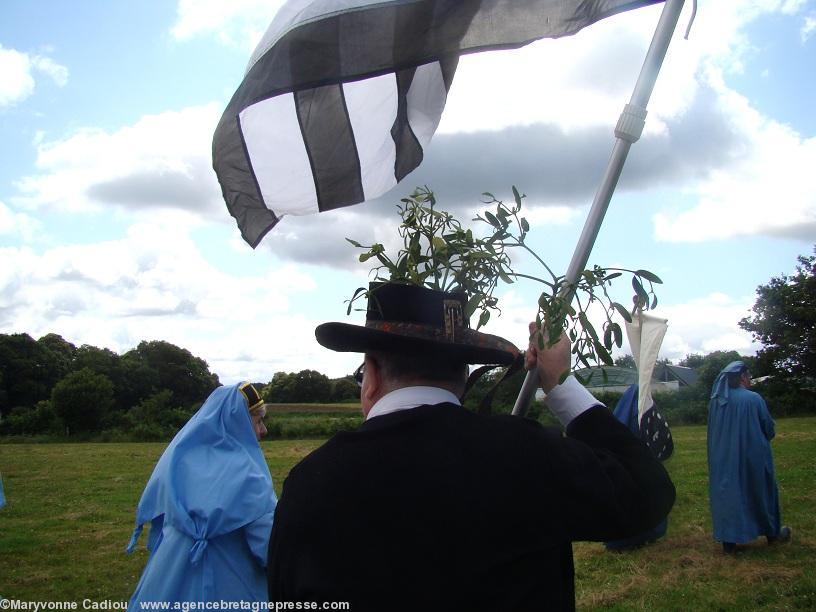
[{"xmin": 636, "ymin": 269, "xmax": 663, "ymax": 284}]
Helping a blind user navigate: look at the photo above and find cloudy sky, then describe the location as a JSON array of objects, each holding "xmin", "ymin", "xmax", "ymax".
[{"xmin": 1, "ymin": 0, "xmax": 814, "ymax": 384}]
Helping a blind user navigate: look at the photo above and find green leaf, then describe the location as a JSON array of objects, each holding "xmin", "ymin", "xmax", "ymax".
[
  {"xmin": 498, "ymin": 269, "xmax": 514, "ymax": 284},
  {"xmin": 358, "ymin": 253, "xmax": 372, "ymax": 263},
  {"xmin": 632, "ymin": 276, "xmax": 648, "ymax": 303},
  {"xmin": 478, "ymin": 310, "xmax": 490, "ymax": 329},
  {"xmin": 594, "ymin": 341, "xmax": 614, "ymax": 366},
  {"xmin": 611, "ymin": 302, "xmax": 632, "ymax": 323},
  {"xmin": 512, "ymin": 185, "xmax": 523, "ymax": 207},
  {"xmin": 484, "ymin": 211, "xmax": 500, "ymax": 228},
  {"xmin": 465, "ymin": 294, "xmax": 481, "ymax": 318},
  {"xmin": 520, "ymin": 217, "xmax": 530, "ymax": 233},
  {"xmin": 603, "ymin": 326, "xmax": 613, "ymax": 351},
  {"xmin": 579, "ymin": 312, "xmax": 601, "ymax": 345},
  {"xmin": 346, "ymin": 287, "xmax": 367, "ymax": 315},
  {"xmin": 431, "ymin": 236, "xmax": 447, "ymax": 252},
  {"xmin": 651, "ymin": 294, "xmax": 658, "ymax": 310},
  {"xmin": 345, "ymin": 238, "xmax": 363, "ymax": 248},
  {"xmin": 611, "ymin": 322, "xmax": 623, "ymax": 348},
  {"xmin": 605, "ymin": 272, "xmax": 622, "ymax": 281},
  {"xmin": 636, "ymin": 269, "xmax": 663, "ymax": 284}
]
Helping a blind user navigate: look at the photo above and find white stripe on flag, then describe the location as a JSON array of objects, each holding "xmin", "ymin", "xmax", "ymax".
[
  {"xmin": 239, "ymin": 93, "xmax": 318, "ymax": 217},
  {"xmin": 343, "ymin": 72, "xmax": 399, "ymax": 201},
  {"xmin": 407, "ymin": 61, "xmax": 447, "ymax": 149}
]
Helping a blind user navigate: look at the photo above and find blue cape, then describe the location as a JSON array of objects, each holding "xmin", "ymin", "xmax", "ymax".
[
  {"xmin": 605, "ymin": 384, "xmax": 668, "ymax": 550},
  {"xmin": 0, "ymin": 474, "xmax": 5, "ymax": 508},
  {"xmin": 707, "ymin": 379, "xmax": 780, "ymax": 544},
  {"xmin": 127, "ymin": 383, "xmax": 277, "ymax": 603}
]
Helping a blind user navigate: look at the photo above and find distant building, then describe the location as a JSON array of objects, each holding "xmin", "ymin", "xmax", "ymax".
[{"xmin": 573, "ymin": 364, "xmax": 698, "ymax": 394}]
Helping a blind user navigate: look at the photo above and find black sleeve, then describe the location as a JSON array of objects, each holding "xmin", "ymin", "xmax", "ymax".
[{"xmin": 546, "ymin": 406, "xmax": 676, "ymax": 542}]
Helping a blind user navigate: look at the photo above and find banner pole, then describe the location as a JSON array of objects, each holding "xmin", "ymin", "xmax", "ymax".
[{"xmin": 512, "ymin": 0, "xmax": 687, "ymax": 416}]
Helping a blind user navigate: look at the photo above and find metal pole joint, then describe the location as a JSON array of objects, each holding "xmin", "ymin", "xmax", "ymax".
[{"xmin": 614, "ymin": 103, "xmax": 648, "ymax": 143}]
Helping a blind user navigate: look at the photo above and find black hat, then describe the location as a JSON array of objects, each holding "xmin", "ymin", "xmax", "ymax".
[{"xmin": 315, "ymin": 282, "xmax": 519, "ymax": 365}]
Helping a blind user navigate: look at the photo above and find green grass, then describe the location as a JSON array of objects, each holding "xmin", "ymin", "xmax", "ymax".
[{"xmin": 0, "ymin": 418, "xmax": 813, "ymax": 609}]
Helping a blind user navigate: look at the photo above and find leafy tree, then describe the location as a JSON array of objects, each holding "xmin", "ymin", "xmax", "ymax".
[
  {"xmin": 679, "ymin": 354, "xmax": 706, "ymax": 369},
  {"xmin": 126, "ymin": 390, "xmax": 195, "ymax": 439},
  {"xmin": 693, "ymin": 350, "xmax": 743, "ymax": 398},
  {"xmin": 37, "ymin": 333, "xmax": 77, "ymax": 384},
  {"xmin": 51, "ymin": 368, "xmax": 115, "ymax": 434},
  {"xmin": 0, "ymin": 333, "xmax": 51, "ymax": 415},
  {"xmin": 264, "ymin": 370, "xmax": 333, "ymax": 403},
  {"xmin": 331, "ymin": 377, "xmax": 360, "ymax": 402},
  {"xmin": 614, "ymin": 354, "xmax": 636, "ymax": 369},
  {"xmin": 0, "ymin": 400, "xmax": 61, "ymax": 436},
  {"xmin": 74, "ymin": 345, "xmax": 131, "ymax": 411},
  {"xmin": 739, "ymin": 249, "xmax": 816, "ymax": 377},
  {"xmin": 121, "ymin": 341, "xmax": 219, "ymax": 408}
]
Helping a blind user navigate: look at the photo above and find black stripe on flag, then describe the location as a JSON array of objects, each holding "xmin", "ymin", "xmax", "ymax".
[
  {"xmin": 295, "ymin": 84, "xmax": 364, "ymax": 212},
  {"xmin": 392, "ymin": 67, "xmax": 423, "ymax": 182},
  {"xmin": 213, "ymin": 114, "xmax": 280, "ymax": 248}
]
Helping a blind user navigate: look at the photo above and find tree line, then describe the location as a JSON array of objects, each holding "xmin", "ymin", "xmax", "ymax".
[
  {"xmin": 0, "ymin": 333, "xmax": 358, "ymax": 439},
  {"xmin": 1, "ymin": 247, "xmax": 813, "ymax": 439}
]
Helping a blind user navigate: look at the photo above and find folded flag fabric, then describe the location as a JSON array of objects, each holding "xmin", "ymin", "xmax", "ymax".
[{"xmin": 213, "ymin": 0, "xmax": 663, "ymax": 247}]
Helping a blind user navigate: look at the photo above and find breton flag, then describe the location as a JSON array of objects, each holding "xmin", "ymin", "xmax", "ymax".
[
  {"xmin": 626, "ymin": 311, "xmax": 673, "ymax": 460},
  {"xmin": 213, "ymin": 0, "xmax": 664, "ymax": 247}
]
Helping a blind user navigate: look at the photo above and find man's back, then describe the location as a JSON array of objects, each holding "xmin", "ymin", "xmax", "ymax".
[{"xmin": 268, "ymin": 403, "xmax": 674, "ymax": 611}]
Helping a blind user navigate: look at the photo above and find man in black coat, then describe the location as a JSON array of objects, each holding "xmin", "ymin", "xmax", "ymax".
[{"xmin": 267, "ymin": 283, "xmax": 675, "ymax": 611}]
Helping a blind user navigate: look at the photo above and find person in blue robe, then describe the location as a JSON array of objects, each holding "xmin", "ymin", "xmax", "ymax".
[
  {"xmin": 605, "ymin": 384, "xmax": 670, "ymax": 551},
  {"xmin": 707, "ymin": 361, "xmax": 790, "ymax": 554},
  {"xmin": 127, "ymin": 382, "xmax": 277, "ymax": 604}
]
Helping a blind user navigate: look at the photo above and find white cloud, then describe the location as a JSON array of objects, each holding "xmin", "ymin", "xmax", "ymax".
[
  {"xmin": 14, "ymin": 104, "xmax": 223, "ymax": 220},
  {"xmin": 646, "ymin": 293, "xmax": 758, "ymax": 362},
  {"xmin": 171, "ymin": 0, "xmax": 284, "ymax": 50},
  {"xmin": 802, "ymin": 14, "xmax": 816, "ymax": 42},
  {"xmin": 0, "ymin": 222, "xmax": 335, "ymax": 384},
  {"xmin": 30, "ymin": 55, "xmax": 69, "ymax": 87},
  {"xmin": 0, "ymin": 44, "xmax": 68, "ymax": 107},
  {"xmin": 653, "ymin": 68, "xmax": 816, "ymax": 242},
  {"xmin": 0, "ymin": 201, "xmax": 40, "ymax": 242}
]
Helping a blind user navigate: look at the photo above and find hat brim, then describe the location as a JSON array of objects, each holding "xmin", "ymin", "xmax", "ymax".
[{"xmin": 315, "ymin": 321, "xmax": 519, "ymax": 365}]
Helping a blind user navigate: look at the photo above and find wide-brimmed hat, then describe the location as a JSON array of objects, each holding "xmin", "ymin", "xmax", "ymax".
[{"xmin": 315, "ymin": 282, "xmax": 519, "ymax": 365}]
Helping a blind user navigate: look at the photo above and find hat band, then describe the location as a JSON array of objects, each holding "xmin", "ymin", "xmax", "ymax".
[
  {"xmin": 239, "ymin": 382, "xmax": 264, "ymax": 412},
  {"xmin": 365, "ymin": 320, "xmax": 462, "ymax": 343}
]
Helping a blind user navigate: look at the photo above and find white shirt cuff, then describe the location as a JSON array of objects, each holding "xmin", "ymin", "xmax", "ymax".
[{"xmin": 544, "ymin": 375, "xmax": 604, "ymax": 427}]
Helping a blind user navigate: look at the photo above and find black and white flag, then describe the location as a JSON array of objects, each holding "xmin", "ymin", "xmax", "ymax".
[{"xmin": 213, "ymin": 0, "xmax": 663, "ymax": 247}]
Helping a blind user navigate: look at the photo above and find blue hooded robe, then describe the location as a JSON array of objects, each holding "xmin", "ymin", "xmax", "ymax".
[
  {"xmin": 127, "ymin": 383, "xmax": 277, "ymax": 604},
  {"xmin": 604, "ymin": 384, "xmax": 669, "ymax": 550},
  {"xmin": 707, "ymin": 361, "xmax": 781, "ymax": 544}
]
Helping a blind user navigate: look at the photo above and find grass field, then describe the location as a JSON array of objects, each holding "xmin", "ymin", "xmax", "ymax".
[{"xmin": 1, "ymin": 417, "xmax": 814, "ymax": 609}]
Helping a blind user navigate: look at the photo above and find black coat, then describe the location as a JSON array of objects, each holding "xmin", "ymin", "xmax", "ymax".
[{"xmin": 267, "ymin": 404, "xmax": 675, "ymax": 611}]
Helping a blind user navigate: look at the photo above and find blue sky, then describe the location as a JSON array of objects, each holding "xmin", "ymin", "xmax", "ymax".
[{"xmin": 1, "ymin": 1, "xmax": 814, "ymax": 383}]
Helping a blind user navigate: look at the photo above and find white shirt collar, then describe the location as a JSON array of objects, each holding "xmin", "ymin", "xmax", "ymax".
[{"xmin": 366, "ymin": 386, "xmax": 461, "ymax": 421}]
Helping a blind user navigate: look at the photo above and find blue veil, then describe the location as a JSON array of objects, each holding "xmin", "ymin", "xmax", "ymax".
[{"xmin": 127, "ymin": 382, "xmax": 276, "ymax": 602}]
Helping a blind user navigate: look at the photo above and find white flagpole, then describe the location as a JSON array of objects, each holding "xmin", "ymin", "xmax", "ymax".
[{"xmin": 512, "ymin": 0, "xmax": 687, "ymax": 417}]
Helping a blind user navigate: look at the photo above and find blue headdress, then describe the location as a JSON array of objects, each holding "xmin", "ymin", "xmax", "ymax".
[
  {"xmin": 126, "ymin": 383, "xmax": 276, "ymax": 561},
  {"xmin": 710, "ymin": 361, "xmax": 747, "ymax": 408}
]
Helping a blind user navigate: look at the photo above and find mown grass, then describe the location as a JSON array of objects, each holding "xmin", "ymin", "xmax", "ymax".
[{"xmin": 0, "ymin": 418, "xmax": 813, "ymax": 609}]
